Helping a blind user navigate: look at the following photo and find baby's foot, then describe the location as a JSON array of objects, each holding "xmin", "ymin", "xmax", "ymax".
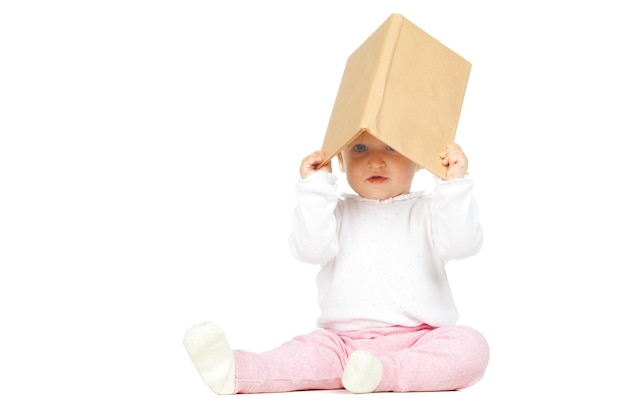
[
  {"xmin": 342, "ymin": 350, "xmax": 383, "ymax": 394},
  {"xmin": 183, "ymin": 322, "xmax": 235, "ymax": 395}
]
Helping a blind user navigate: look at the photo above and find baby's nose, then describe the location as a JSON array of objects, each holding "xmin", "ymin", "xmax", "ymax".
[{"xmin": 368, "ymin": 156, "xmax": 386, "ymax": 169}]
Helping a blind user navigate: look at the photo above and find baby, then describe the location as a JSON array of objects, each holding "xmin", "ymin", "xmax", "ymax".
[{"xmin": 184, "ymin": 132, "xmax": 489, "ymax": 394}]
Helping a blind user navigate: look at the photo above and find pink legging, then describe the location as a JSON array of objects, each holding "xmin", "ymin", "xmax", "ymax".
[{"xmin": 232, "ymin": 324, "xmax": 489, "ymax": 393}]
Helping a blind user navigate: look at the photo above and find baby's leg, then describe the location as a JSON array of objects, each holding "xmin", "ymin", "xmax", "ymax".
[
  {"xmin": 233, "ymin": 329, "xmax": 348, "ymax": 393},
  {"xmin": 183, "ymin": 322, "xmax": 235, "ymax": 395},
  {"xmin": 377, "ymin": 325, "xmax": 490, "ymax": 392}
]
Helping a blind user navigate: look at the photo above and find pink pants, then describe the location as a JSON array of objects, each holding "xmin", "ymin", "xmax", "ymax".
[{"xmin": 233, "ymin": 324, "xmax": 489, "ymax": 393}]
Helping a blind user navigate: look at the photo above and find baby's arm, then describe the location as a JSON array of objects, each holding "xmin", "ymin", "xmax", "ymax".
[
  {"xmin": 432, "ymin": 144, "xmax": 482, "ymax": 261},
  {"xmin": 289, "ymin": 151, "xmax": 339, "ymax": 265}
]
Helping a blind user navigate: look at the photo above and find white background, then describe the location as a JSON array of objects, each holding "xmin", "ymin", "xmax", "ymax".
[{"xmin": 1, "ymin": 1, "xmax": 624, "ymax": 415}]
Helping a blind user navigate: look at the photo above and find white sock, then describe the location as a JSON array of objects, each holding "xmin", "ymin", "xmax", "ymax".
[
  {"xmin": 183, "ymin": 322, "xmax": 235, "ymax": 395},
  {"xmin": 341, "ymin": 350, "xmax": 383, "ymax": 394}
]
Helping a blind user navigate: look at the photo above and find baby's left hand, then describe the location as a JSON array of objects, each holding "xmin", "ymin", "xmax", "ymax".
[{"xmin": 440, "ymin": 144, "xmax": 468, "ymax": 180}]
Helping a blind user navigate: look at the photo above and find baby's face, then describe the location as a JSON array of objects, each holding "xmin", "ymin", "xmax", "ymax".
[{"xmin": 338, "ymin": 133, "xmax": 418, "ymax": 200}]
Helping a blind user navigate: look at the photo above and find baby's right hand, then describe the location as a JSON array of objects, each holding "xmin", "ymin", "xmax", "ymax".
[{"xmin": 300, "ymin": 151, "xmax": 332, "ymax": 179}]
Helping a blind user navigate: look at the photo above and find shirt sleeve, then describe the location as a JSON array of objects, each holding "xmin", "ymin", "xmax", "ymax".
[
  {"xmin": 288, "ymin": 171, "xmax": 340, "ymax": 266},
  {"xmin": 430, "ymin": 175, "xmax": 483, "ymax": 263}
]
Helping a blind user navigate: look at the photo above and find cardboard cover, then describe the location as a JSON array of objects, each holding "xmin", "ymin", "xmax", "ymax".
[{"xmin": 320, "ymin": 13, "xmax": 471, "ymax": 178}]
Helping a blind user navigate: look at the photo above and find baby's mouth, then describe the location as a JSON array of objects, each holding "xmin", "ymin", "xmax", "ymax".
[{"xmin": 367, "ymin": 176, "xmax": 388, "ymax": 184}]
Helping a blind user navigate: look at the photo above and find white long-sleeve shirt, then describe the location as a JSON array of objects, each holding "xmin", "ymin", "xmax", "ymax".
[{"xmin": 288, "ymin": 171, "xmax": 482, "ymax": 331}]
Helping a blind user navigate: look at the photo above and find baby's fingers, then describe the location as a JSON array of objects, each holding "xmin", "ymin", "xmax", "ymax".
[
  {"xmin": 300, "ymin": 151, "xmax": 328, "ymax": 179},
  {"xmin": 440, "ymin": 144, "xmax": 468, "ymax": 180}
]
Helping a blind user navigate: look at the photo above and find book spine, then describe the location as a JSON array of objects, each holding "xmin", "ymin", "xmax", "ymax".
[{"xmin": 361, "ymin": 14, "xmax": 404, "ymax": 132}]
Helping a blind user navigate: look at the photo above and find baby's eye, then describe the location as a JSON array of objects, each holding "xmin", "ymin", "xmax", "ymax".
[
  {"xmin": 353, "ymin": 144, "xmax": 368, "ymax": 152},
  {"xmin": 385, "ymin": 145, "xmax": 396, "ymax": 151}
]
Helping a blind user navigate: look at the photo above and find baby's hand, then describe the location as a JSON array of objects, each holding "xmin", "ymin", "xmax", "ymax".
[
  {"xmin": 300, "ymin": 151, "xmax": 332, "ymax": 179},
  {"xmin": 440, "ymin": 144, "xmax": 468, "ymax": 180}
]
